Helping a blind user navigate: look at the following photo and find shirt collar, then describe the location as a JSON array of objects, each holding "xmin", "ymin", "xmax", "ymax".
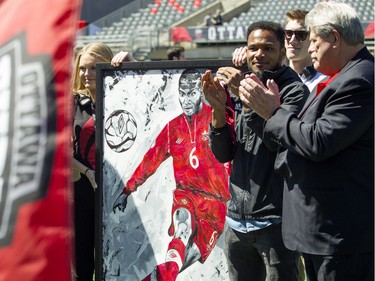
[{"xmin": 316, "ymin": 72, "xmax": 339, "ymax": 96}]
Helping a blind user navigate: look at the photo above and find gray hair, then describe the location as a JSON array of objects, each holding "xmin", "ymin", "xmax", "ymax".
[{"xmin": 305, "ymin": 1, "xmax": 364, "ymax": 45}]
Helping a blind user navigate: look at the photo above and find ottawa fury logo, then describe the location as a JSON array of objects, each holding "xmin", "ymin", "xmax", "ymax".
[{"xmin": 0, "ymin": 33, "xmax": 55, "ymax": 246}]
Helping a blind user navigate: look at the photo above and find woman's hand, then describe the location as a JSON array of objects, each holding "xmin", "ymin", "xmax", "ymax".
[
  {"xmin": 85, "ymin": 168, "xmax": 97, "ymax": 190},
  {"xmin": 72, "ymin": 158, "xmax": 97, "ymax": 190},
  {"xmin": 111, "ymin": 51, "xmax": 136, "ymax": 67}
]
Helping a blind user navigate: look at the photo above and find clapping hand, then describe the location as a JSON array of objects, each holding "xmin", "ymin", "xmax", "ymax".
[
  {"xmin": 239, "ymin": 73, "xmax": 280, "ymax": 120},
  {"xmin": 201, "ymin": 70, "xmax": 227, "ymax": 111}
]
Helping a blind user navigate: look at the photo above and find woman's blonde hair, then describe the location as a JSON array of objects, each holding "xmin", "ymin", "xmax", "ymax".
[{"xmin": 71, "ymin": 42, "xmax": 113, "ymax": 96}]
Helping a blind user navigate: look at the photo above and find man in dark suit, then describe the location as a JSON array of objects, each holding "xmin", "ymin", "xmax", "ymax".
[{"xmin": 237, "ymin": 2, "xmax": 374, "ymax": 281}]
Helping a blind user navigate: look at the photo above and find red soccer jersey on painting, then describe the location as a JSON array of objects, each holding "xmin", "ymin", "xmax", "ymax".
[
  {"xmin": 125, "ymin": 103, "xmax": 230, "ymax": 262},
  {"xmin": 125, "ymin": 103, "xmax": 230, "ymax": 200}
]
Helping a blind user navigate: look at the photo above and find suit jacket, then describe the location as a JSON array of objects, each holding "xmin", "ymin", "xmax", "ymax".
[{"xmin": 264, "ymin": 47, "xmax": 374, "ymax": 255}]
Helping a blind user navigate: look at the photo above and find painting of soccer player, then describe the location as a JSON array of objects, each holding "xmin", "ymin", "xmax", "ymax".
[
  {"xmin": 113, "ymin": 69, "xmax": 231, "ymax": 281},
  {"xmin": 238, "ymin": 2, "xmax": 374, "ymax": 281}
]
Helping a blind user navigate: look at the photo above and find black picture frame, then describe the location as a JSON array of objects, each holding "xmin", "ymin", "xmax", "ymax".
[{"xmin": 95, "ymin": 59, "xmax": 246, "ymax": 281}]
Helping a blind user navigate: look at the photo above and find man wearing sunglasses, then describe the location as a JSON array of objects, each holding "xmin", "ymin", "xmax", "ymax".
[{"xmin": 284, "ymin": 9, "xmax": 328, "ymax": 94}]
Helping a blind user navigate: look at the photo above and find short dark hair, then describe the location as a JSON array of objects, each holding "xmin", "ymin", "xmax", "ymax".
[
  {"xmin": 247, "ymin": 21, "xmax": 285, "ymax": 49},
  {"xmin": 167, "ymin": 46, "xmax": 185, "ymax": 60},
  {"xmin": 178, "ymin": 69, "xmax": 201, "ymax": 88}
]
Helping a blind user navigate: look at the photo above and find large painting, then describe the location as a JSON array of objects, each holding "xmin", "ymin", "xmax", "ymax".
[{"xmin": 96, "ymin": 60, "xmax": 238, "ymax": 281}]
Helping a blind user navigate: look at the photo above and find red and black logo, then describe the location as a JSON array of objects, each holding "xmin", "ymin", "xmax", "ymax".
[{"xmin": 0, "ymin": 33, "xmax": 56, "ymax": 246}]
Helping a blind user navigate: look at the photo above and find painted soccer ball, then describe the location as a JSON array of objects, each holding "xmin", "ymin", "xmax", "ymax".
[{"xmin": 105, "ymin": 110, "xmax": 137, "ymax": 153}]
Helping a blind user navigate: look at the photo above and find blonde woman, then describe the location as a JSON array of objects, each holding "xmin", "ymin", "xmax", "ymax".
[{"xmin": 71, "ymin": 43, "xmax": 132, "ymax": 280}]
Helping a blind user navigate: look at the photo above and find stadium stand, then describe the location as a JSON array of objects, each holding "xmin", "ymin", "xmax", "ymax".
[
  {"xmin": 228, "ymin": 0, "xmax": 374, "ymax": 26},
  {"xmin": 76, "ymin": 0, "xmax": 374, "ymax": 61},
  {"xmin": 76, "ymin": 0, "xmax": 219, "ymax": 59}
]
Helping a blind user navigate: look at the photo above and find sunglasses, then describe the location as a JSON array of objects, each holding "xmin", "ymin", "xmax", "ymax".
[{"xmin": 284, "ymin": 30, "xmax": 309, "ymax": 41}]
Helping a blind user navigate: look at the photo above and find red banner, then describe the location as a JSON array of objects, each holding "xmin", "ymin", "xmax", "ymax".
[{"xmin": 0, "ymin": 0, "xmax": 81, "ymax": 280}]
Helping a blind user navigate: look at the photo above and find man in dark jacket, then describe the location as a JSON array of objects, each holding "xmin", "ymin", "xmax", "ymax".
[
  {"xmin": 201, "ymin": 21, "xmax": 309, "ymax": 281},
  {"xmin": 238, "ymin": 3, "xmax": 374, "ymax": 281}
]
